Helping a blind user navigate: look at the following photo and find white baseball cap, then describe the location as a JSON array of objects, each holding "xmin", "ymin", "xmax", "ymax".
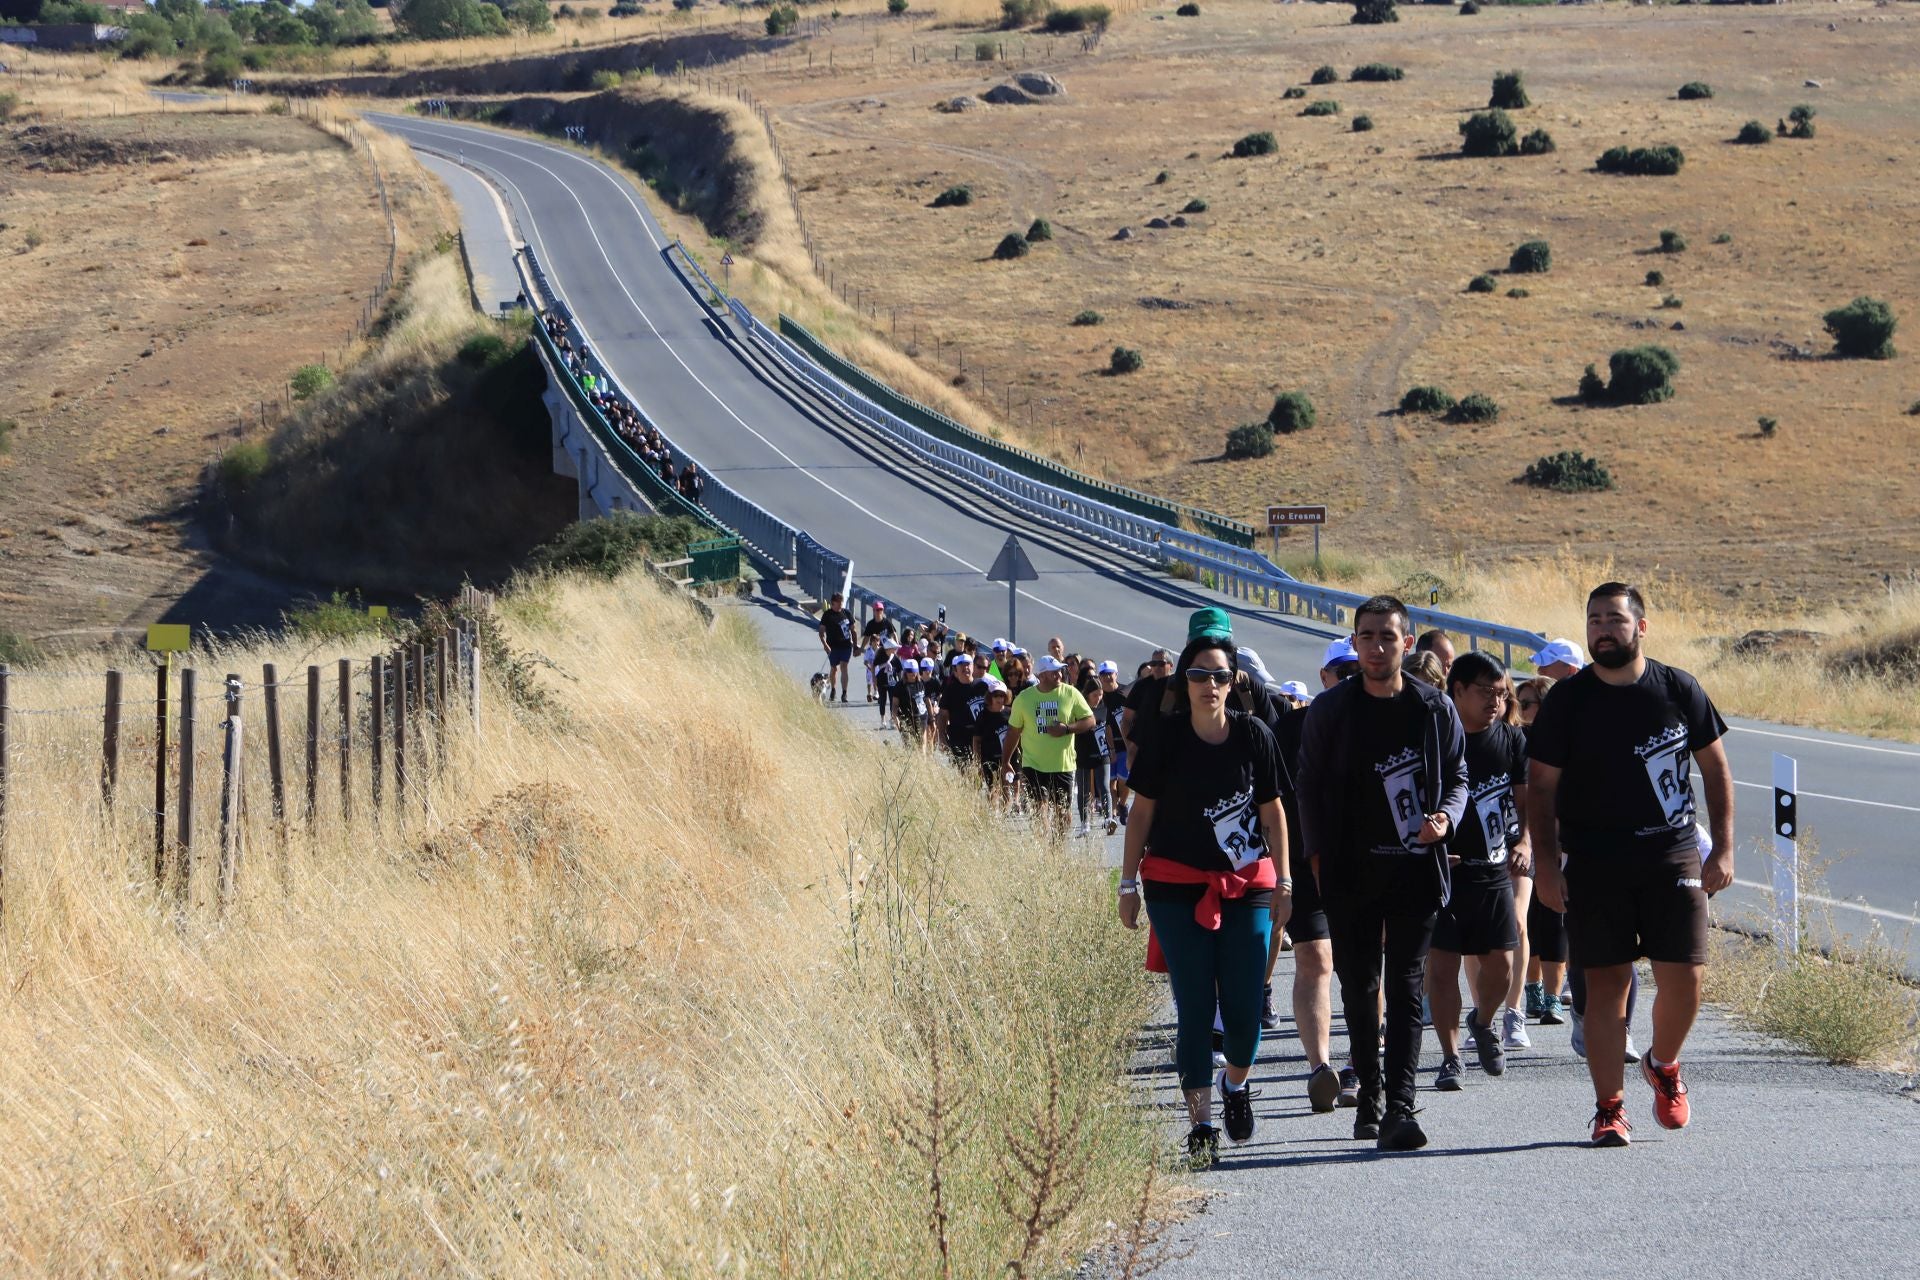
[
  {"xmin": 1279, "ymin": 680, "xmax": 1312, "ymax": 700},
  {"xmin": 950, "ymin": 653, "xmax": 974, "ymax": 666},
  {"xmin": 1012, "ymin": 646, "xmax": 1028, "ymax": 658},
  {"xmin": 1530, "ymin": 638, "xmax": 1586, "ymax": 669},
  {"xmin": 984, "ymin": 677, "xmax": 1009, "ymax": 694},
  {"xmin": 1322, "ymin": 637, "xmax": 1359, "ymax": 667},
  {"xmin": 1095, "ymin": 660, "xmax": 1119, "ymax": 675},
  {"xmin": 919, "ymin": 658, "xmax": 937, "ymax": 672},
  {"xmin": 1035, "ymin": 654, "xmax": 1066, "ymax": 674},
  {"xmin": 992, "ymin": 638, "xmax": 1009, "ymax": 652}
]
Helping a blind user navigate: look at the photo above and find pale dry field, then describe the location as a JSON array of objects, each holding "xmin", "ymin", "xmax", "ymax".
[{"xmin": 724, "ymin": 0, "xmax": 1920, "ymax": 609}]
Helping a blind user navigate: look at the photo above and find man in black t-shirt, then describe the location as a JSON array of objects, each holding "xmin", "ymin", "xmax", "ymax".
[
  {"xmin": 935, "ymin": 653, "xmax": 989, "ymax": 764},
  {"xmin": 1427, "ymin": 653, "xmax": 1530, "ymax": 1092},
  {"xmin": 817, "ymin": 593, "xmax": 856, "ymax": 702},
  {"xmin": 1298, "ymin": 595, "xmax": 1468, "ymax": 1152},
  {"xmin": 1529, "ymin": 582, "xmax": 1734, "ymax": 1148}
]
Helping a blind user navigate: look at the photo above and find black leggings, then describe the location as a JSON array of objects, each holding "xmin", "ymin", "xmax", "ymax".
[{"xmin": 1528, "ymin": 896, "xmax": 1568, "ymax": 964}]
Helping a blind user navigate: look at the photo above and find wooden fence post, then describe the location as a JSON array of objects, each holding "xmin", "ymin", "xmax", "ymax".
[
  {"xmin": 154, "ymin": 662, "xmax": 169, "ymax": 886},
  {"xmin": 305, "ymin": 665, "xmax": 320, "ymax": 825},
  {"xmin": 435, "ymin": 631, "xmax": 450, "ymax": 760},
  {"xmin": 337, "ymin": 658, "xmax": 352, "ymax": 822},
  {"xmin": 370, "ymin": 655, "xmax": 385, "ymax": 814},
  {"xmin": 394, "ymin": 649, "xmax": 408, "ymax": 808},
  {"xmin": 101, "ymin": 669, "xmax": 123, "ymax": 812},
  {"xmin": 263, "ymin": 662, "xmax": 286, "ymax": 824},
  {"xmin": 218, "ymin": 674, "xmax": 243, "ymax": 910},
  {"xmin": 177, "ymin": 667, "xmax": 196, "ymax": 901},
  {"xmin": 0, "ymin": 664, "xmax": 9, "ymax": 913}
]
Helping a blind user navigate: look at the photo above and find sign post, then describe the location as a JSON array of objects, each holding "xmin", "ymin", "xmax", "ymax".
[
  {"xmin": 1267, "ymin": 504, "xmax": 1329, "ymax": 568},
  {"xmin": 721, "ymin": 252, "xmax": 734, "ymax": 293},
  {"xmin": 1772, "ymin": 751, "xmax": 1800, "ymax": 960},
  {"xmin": 985, "ymin": 533, "xmax": 1039, "ymax": 649}
]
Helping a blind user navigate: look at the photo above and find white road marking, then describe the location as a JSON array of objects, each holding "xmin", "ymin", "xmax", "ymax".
[
  {"xmin": 377, "ymin": 115, "xmax": 1165, "ymax": 652},
  {"xmin": 1727, "ymin": 777, "xmax": 1920, "ymax": 815},
  {"xmin": 1729, "ymin": 723, "xmax": 1920, "ymax": 758},
  {"xmin": 1730, "ymin": 878, "xmax": 1920, "ymax": 928}
]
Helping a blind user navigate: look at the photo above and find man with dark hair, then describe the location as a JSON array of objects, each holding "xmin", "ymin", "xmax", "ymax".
[
  {"xmin": 1415, "ymin": 630, "xmax": 1456, "ymax": 678},
  {"xmin": 1529, "ymin": 582, "xmax": 1735, "ymax": 1148},
  {"xmin": 1427, "ymin": 652, "xmax": 1529, "ymax": 1091},
  {"xmin": 818, "ymin": 593, "xmax": 856, "ymax": 703},
  {"xmin": 1299, "ymin": 595, "xmax": 1468, "ymax": 1151},
  {"xmin": 936, "ymin": 653, "xmax": 989, "ymax": 765}
]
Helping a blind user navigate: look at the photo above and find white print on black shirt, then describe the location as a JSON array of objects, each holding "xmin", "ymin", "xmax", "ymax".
[
  {"xmin": 1633, "ymin": 725, "xmax": 1695, "ymax": 837},
  {"xmin": 1469, "ymin": 773, "xmax": 1514, "ymax": 865},
  {"xmin": 1374, "ymin": 747, "xmax": 1425, "ymax": 855},
  {"xmin": 968, "ymin": 694, "xmax": 986, "ymax": 721},
  {"xmin": 1204, "ymin": 785, "xmax": 1265, "ymax": 871}
]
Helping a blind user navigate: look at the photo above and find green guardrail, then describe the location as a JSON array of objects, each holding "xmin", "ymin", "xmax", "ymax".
[
  {"xmin": 777, "ymin": 316, "xmax": 1257, "ymax": 548},
  {"xmin": 688, "ymin": 535, "xmax": 743, "ymax": 585}
]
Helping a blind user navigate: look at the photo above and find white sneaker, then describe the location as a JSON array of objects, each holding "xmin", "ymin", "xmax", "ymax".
[
  {"xmin": 1072, "ymin": 821, "xmax": 1092, "ymax": 838},
  {"xmin": 1570, "ymin": 1009, "xmax": 1586, "ymax": 1059},
  {"xmin": 1501, "ymin": 1006, "xmax": 1531, "ymax": 1050},
  {"xmin": 1623, "ymin": 1032, "xmax": 1642, "ymax": 1064},
  {"xmin": 1211, "ymin": 1049, "xmax": 1229, "ymax": 1068}
]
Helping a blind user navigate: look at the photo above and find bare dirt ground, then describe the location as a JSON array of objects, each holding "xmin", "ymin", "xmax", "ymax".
[
  {"xmin": 716, "ymin": 0, "xmax": 1920, "ymax": 608},
  {"xmin": 0, "ymin": 112, "xmax": 396, "ymax": 645}
]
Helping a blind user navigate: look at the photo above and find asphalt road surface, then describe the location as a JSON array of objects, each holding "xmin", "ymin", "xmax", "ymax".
[{"xmin": 381, "ymin": 115, "xmax": 1920, "ymax": 971}]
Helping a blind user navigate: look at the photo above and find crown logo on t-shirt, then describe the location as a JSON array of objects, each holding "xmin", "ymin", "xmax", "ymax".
[{"xmin": 1374, "ymin": 746, "xmax": 1420, "ymax": 776}]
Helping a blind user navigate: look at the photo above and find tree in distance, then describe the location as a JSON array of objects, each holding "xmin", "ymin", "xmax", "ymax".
[
  {"xmin": 1508, "ymin": 240, "xmax": 1551, "ymax": 274},
  {"xmin": 1400, "ymin": 385, "xmax": 1455, "ymax": 415},
  {"xmin": 765, "ymin": 3, "xmax": 797, "ymax": 35},
  {"xmin": 1735, "ymin": 120, "xmax": 1772, "ymax": 145},
  {"xmin": 1677, "ymin": 82, "xmax": 1713, "ymax": 100},
  {"xmin": 1490, "ymin": 70, "xmax": 1529, "ymax": 110},
  {"xmin": 1507, "ymin": 287, "xmax": 1530, "ymax": 299},
  {"xmin": 1467, "ymin": 273, "xmax": 1497, "ymax": 293},
  {"xmin": 999, "ymin": 0, "xmax": 1045, "ymax": 27},
  {"xmin": 1459, "ymin": 0, "xmax": 1479, "ymax": 11},
  {"xmin": 1302, "ymin": 100, "xmax": 1341, "ymax": 117},
  {"xmin": 1225, "ymin": 422, "xmax": 1275, "ymax": 459},
  {"xmin": 1787, "ymin": 104, "xmax": 1816, "ymax": 139},
  {"xmin": 993, "ymin": 232, "xmax": 1030, "ymax": 260},
  {"xmin": 1110, "ymin": 346, "xmax": 1145, "ymax": 374},
  {"xmin": 1596, "ymin": 144, "xmax": 1684, "ymax": 175},
  {"xmin": 1026, "ymin": 217, "xmax": 1053, "ymax": 242},
  {"xmin": 931, "ymin": 184, "xmax": 972, "ymax": 207},
  {"xmin": 1824, "ymin": 297, "xmax": 1897, "ymax": 359},
  {"xmin": 1176, "ymin": 1, "xmax": 1200, "ymax": 14},
  {"xmin": 1283, "ymin": 86, "xmax": 1307, "ymax": 100},
  {"xmin": 1311, "ymin": 64, "xmax": 1340, "ymax": 85},
  {"xmin": 887, "ymin": 0, "xmax": 909, "ymax": 13},
  {"xmin": 1604, "ymin": 345, "xmax": 1681, "ymax": 404},
  {"xmin": 1071, "ymin": 309, "xmax": 1104, "ymax": 326},
  {"xmin": 1459, "ymin": 109, "xmax": 1518, "ymax": 157},
  {"xmin": 1353, "ymin": 114, "xmax": 1375, "ymax": 133},
  {"xmin": 1520, "ymin": 128, "xmax": 1555, "ymax": 155},
  {"xmin": 1183, "ymin": 197, "xmax": 1209, "ymax": 213},
  {"xmin": 1352, "ymin": 63, "xmax": 1405, "ymax": 82},
  {"xmin": 1043, "ymin": 4, "xmax": 1111, "ymax": 33},
  {"xmin": 1232, "ymin": 131, "xmax": 1279, "ymax": 157},
  {"xmin": 1522, "ymin": 451, "xmax": 1613, "ymax": 493},
  {"xmin": 1645, "ymin": 269, "xmax": 1665, "ymax": 287},
  {"xmin": 1758, "ymin": 415, "xmax": 1778, "ymax": 438},
  {"xmin": 1660, "ymin": 229, "xmax": 1687, "ymax": 253},
  {"xmin": 290, "ymin": 364, "xmax": 335, "ymax": 400},
  {"xmin": 1352, "ymin": 0, "xmax": 1397, "ymax": 25},
  {"xmin": 1154, "ymin": 168, "xmax": 1171, "ymax": 183},
  {"xmin": 1448, "ymin": 392, "xmax": 1500, "ymax": 423},
  {"xmin": 1267, "ymin": 390, "xmax": 1316, "ymax": 434}
]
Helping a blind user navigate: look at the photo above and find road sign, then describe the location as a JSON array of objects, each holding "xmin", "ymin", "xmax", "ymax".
[
  {"xmin": 1772, "ymin": 752, "xmax": 1799, "ymax": 960},
  {"xmin": 1266, "ymin": 504, "xmax": 1328, "ymax": 527},
  {"xmin": 145, "ymin": 624, "xmax": 191, "ymax": 653},
  {"xmin": 986, "ymin": 534, "xmax": 1038, "ymax": 646},
  {"xmin": 368, "ymin": 605, "xmax": 390, "ymax": 621},
  {"xmin": 721, "ymin": 253, "xmax": 734, "ymax": 267},
  {"xmin": 721, "ymin": 252, "xmax": 734, "ymax": 292}
]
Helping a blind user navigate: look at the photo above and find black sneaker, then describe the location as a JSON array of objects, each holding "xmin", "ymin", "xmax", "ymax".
[
  {"xmin": 1336, "ymin": 1066, "xmax": 1361, "ymax": 1108},
  {"xmin": 1218, "ymin": 1071, "xmax": 1257, "ymax": 1144},
  {"xmin": 1259, "ymin": 984, "xmax": 1281, "ymax": 1032},
  {"xmin": 1352, "ymin": 1091, "xmax": 1384, "ymax": 1141},
  {"xmin": 1378, "ymin": 1104, "xmax": 1428, "ymax": 1152},
  {"xmin": 1434, "ymin": 1057, "xmax": 1465, "ymax": 1092},
  {"xmin": 1306, "ymin": 1063, "xmax": 1341, "ymax": 1113},
  {"xmin": 1465, "ymin": 1008, "xmax": 1507, "ymax": 1078},
  {"xmin": 1186, "ymin": 1123, "xmax": 1221, "ymax": 1170}
]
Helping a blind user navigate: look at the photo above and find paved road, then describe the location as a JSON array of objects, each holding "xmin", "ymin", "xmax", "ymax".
[{"xmin": 386, "ymin": 116, "xmax": 1920, "ymax": 970}]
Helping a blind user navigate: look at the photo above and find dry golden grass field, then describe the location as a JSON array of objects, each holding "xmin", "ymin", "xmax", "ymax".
[{"xmin": 713, "ymin": 0, "xmax": 1920, "ymax": 609}]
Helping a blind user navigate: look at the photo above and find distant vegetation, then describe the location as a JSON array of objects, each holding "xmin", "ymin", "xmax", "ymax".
[
  {"xmin": 1302, "ymin": 100, "xmax": 1341, "ymax": 117},
  {"xmin": 1267, "ymin": 390, "xmax": 1316, "ymax": 434},
  {"xmin": 1352, "ymin": 63, "xmax": 1405, "ymax": 82},
  {"xmin": 1311, "ymin": 65, "xmax": 1340, "ymax": 86},
  {"xmin": 1825, "ymin": 297, "xmax": 1898, "ymax": 360},
  {"xmin": 1041, "ymin": 4, "xmax": 1112, "ymax": 33},
  {"xmin": 1459, "ymin": 109, "xmax": 1518, "ymax": 157},
  {"xmin": 1508, "ymin": 240, "xmax": 1551, "ymax": 274},
  {"xmin": 1182, "ymin": 197, "xmax": 1209, "ymax": 213},
  {"xmin": 1677, "ymin": 81, "xmax": 1714, "ymax": 101},
  {"xmin": 1071, "ymin": 309, "xmax": 1104, "ymax": 326},
  {"xmin": 1659, "ymin": 228, "xmax": 1687, "ymax": 253},
  {"xmin": 1110, "ymin": 346, "xmax": 1144, "ymax": 374},
  {"xmin": 1351, "ymin": 0, "xmax": 1397, "ymax": 25},
  {"xmin": 1232, "ymin": 131, "xmax": 1279, "ymax": 158},
  {"xmin": 993, "ymin": 232, "xmax": 1030, "ymax": 260},
  {"xmin": 1225, "ymin": 421, "xmax": 1274, "ymax": 459},
  {"xmin": 931, "ymin": 185, "xmax": 973, "ymax": 208},
  {"xmin": 1522, "ymin": 450, "xmax": 1613, "ymax": 493},
  {"xmin": 1026, "ymin": 217, "xmax": 1053, "ymax": 242},
  {"xmin": 1400, "ymin": 386, "xmax": 1455, "ymax": 415},
  {"xmin": 1176, "ymin": 1, "xmax": 1201, "ymax": 14},
  {"xmin": 1736, "ymin": 120, "xmax": 1772, "ymax": 145},
  {"xmin": 1490, "ymin": 70, "xmax": 1530, "ymax": 111},
  {"xmin": 1596, "ymin": 144, "xmax": 1685, "ymax": 176},
  {"xmin": 1352, "ymin": 114, "xmax": 1375, "ymax": 133},
  {"xmin": 1467, "ymin": 273, "xmax": 1496, "ymax": 293},
  {"xmin": 1448, "ymin": 392, "xmax": 1500, "ymax": 424},
  {"xmin": 1785, "ymin": 104, "xmax": 1817, "ymax": 139},
  {"xmin": 1581, "ymin": 345, "xmax": 1681, "ymax": 405}
]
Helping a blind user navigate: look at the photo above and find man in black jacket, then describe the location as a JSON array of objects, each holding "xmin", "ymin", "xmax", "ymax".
[{"xmin": 1298, "ymin": 594, "xmax": 1469, "ymax": 1151}]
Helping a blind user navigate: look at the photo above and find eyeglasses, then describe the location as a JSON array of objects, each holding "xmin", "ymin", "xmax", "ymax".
[
  {"xmin": 1516, "ymin": 697, "xmax": 1540, "ymax": 709},
  {"xmin": 1466, "ymin": 683, "xmax": 1508, "ymax": 701},
  {"xmin": 1184, "ymin": 669, "xmax": 1234, "ymax": 686},
  {"xmin": 1149, "ymin": 657, "xmax": 1173, "ymax": 668}
]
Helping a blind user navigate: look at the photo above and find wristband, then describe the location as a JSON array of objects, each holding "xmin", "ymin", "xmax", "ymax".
[
  {"xmin": 1277, "ymin": 877, "xmax": 1293, "ymax": 889},
  {"xmin": 1118, "ymin": 879, "xmax": 1138, "ymax": 895}
]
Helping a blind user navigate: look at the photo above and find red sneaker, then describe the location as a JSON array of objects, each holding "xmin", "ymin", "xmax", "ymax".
[
  {"xmin": 1590, "ymin": 1096, "xmax": 1632, "ymax": 1148},
  {"xmin": 1642, "ymin": 1057, "xmax": 1691, "ymax": 1130}
]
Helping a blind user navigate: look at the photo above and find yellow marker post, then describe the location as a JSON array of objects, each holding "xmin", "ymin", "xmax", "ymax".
[
  {"xmin": 145, "ymin": 624, "xmax": 190, "ymax": 884},
  {"xmin": 368, "ymin": 606, "xmax": 390, "ymax": 621}
]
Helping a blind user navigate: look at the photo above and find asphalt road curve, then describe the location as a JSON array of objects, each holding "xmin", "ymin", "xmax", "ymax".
[{"xmin": 374, "ymin": 114, "xmax": 1920, "ymax": 971}]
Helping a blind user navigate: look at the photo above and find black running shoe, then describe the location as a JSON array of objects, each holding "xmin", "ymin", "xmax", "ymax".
[
  {"xmin": 1377, "ymin": 1104, "xmax": 1428, "ymax": 1152},
  {"xmin": 1336, "ymin": 1066, "xmax": 1361, "ymax": 1108},
  {"xmin": 1218, "ymin": 1071, "xmax": 1257, "ymax": 1144},
  {"xmin": 1186, "ymin": 1123, "xmax": 1221, "ymax": 1170},
  {"xmin": 1465, "ymin": 1008, "xmax": 1507, "ymax": 1078},
  {"xmin": 1352, "ymin": 1091, "xmax": 1384, "ymax": 1141},
  {"xmin": 1259, "ymin": 983, "xmax": 1281, "ymax": 1032},
  {"xmin": 1306, "ymin": 1064, "xmax": 1341, "ymax": 1113}
]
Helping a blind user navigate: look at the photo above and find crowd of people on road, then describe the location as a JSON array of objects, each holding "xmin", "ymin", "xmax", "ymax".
[
  {"xmin": 818, "ymin": 582, "xmax": 1735, "ymax": 1161},
  {"xmin": 545, "ymin": 311, "xmax": 709, "ymax": 505}
]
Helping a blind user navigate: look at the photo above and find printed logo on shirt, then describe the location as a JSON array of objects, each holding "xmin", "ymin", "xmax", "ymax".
[
  {"xmin": 968, "ymin": 695, "xmax": 986, "ymax": 720},
  {"xmin": 1469, "ymin": 773, "xmax": 1514, "ymax": 864},
  {"xmin": 1633, "ymin": 725, "xmax": 1695, "ymax": 834},
  {"xmin": 1203, "ymin": 786, "xmax": 1265, "ymax": 871},
  {"xmin": 1035, "ymin": 698, "xmax": 1062, "ymax": 732},
  {"xmin": 1375, "ymin": 747, "xmax": 1426, "ymax": 853},
  {"xmin": 1676, "ymin": 876, "xmax": 1703, "ymax": 889}
]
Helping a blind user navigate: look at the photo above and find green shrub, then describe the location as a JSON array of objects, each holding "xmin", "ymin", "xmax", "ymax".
[
  {"xmin": 1490, "ymin": 70, "xmax": 1529, "ymax": 110},
  {"xmin": 1399, "ymin": 385, "xmax": 1455, "ymax": 415},
  {"xmin": 1282, "ymin": 86, "xmax": 1307, "ymax": 100},
  {"xmin": 531, "ymin": 512, "xmax": 708, "ymax": 580},
  {"xmin": 0, "ymin": 625, "xmax": 42, "ymax": 666},
  {"xmin": 888, "ymin": 0, "xmax": 910, "ymax": 12},
  {"xmin": 1071, "ymin": 309, "xmax": 1104, "ymax": 326},
  {"xmin": 1823, "ymin": 297, "xmax": 1897, "ymax": 360},
  {"xmin": 1677, "ymin": 81, "xmax": 1713, "ymax": 101},
  {"xmin": 1661, "ymin": 294, "xmax": 1684, "ymax": 310},
  {"xmin": 1757, "ymin": 415, "xmax": 1778, "ymax": 438},
  {"xmin": 993, "ymin": 232, "xmax": 1030, "ymax": 260},
  {"xmin": 1735, "ymin": 120, "xmax": 1772, "ymax": 145},
  {"xmin": 1311, "ymin": 64, "xmax": 1340, "ymax": 85},
  {"xmin": 1026, "ymin": 217, "xmax": 1053, "ymax": 242},
  {"xmin": 1659, "ymin": 228, "xmax": 1686, "ymax": 254},
  {"xmin": 1578, "ymin": 363, "xmax": 1608, "ymax": 403},
  {"xmin": 1352, "ymin": 63, "xmax": 1405, "ymax": 82},
  {"xmin": 285, "ymin": 591, "xmax": 393, "ymax": 643},
  {"xmin": 1606, "ymin": 344, "xmax": 1681, "ymax": 404},
  {"xmin": 1908, "ymin": 400, "xmax": 1920, "ymax": 416},
  {"xmin": 1232, "ymin": 131, "xmax": 1279, "ymax": 158},
  {"xmin": 1645, "ymin": 270, "xmax": 1665, "ymax": 287},
  {"xmin": 1352, "ymin": 114, "xmax": 1375, "ymax": 133},
  {"xmin": 1267, "ymin": 390, "xmax": 1316, "ymax": 434},
  {"xmin": 1522, "ymin": 450, "xmax": 1613, "ymax": 493},
  {"xmin": 590, "ymin": 68, "xmax": 623, "ymax": 91},
  {"xmin": 289, "ymin": 364, "xmax": 335, "ymax": 400},
  {"xmin": 1788, "ymin": 103, "xmax": 1815, "ymax": 139},
  {"xmin": 1042, "ymin": 4, "xmax": 1111, "ymax": 33},
  {"xmin": 1154, "ymin": 169, "xmax": 1171, "ymax": 183},
  {"xmin": 1351, "ymin": 0, "xmax": 1397, "ymax": 25},
  {"xmin": 765, "ymin": 3, "xmax": 797, "ymax": 34},
  {"xmin": 1224, "ymin": 422, "xmax": 1275, "ymax": 459},
  {"xmin": 1302, "ymin": 100, "xmax": 1341, "ymax": 117},
  {"xmin": 975, "ymin": 37, "xmax": 997, "ymax": 60},
  {"xmin": 457, "ymin": 332, "xmax": 513, "ymax": 368},
  {"xmin": 1712, "ymin": 231, "xmax": 1732, "ymax": 244},
  {"xmin": 931, "ymin": 185, "xmax": 973, "ymax": 208},
  {"xmin": 1508, "ymin": 239, "xmax": 1551, "ymax": 274},
  {"xmin": 999, "ymin": 0, "xmax": 1046, "ymax": 26},
  {"xmin": 1467, "ymin": 273, "xmax": 1497, "ymax": 293},
  {"xmin": 1459, "ymin": 109, "xmax": 1518, "ymax": 157},
  {"xmin": 1110, "ymin": 346, "xmax": 1144, "ymax": 374},
  {"xmin": 1507, "ymin": 287, "xmax": 1530, "ymax": 299},
  {"xmin": 0, "ymin": 418, "xmax": 14, "ymax": 456},
  {"xmin": 1459, "ymin": 0, "xmax": 1479, "ymax": 11},
  {"xmin": 218, "ymin": 441, "xmax": 270, "ymax": 494},
  {"xmin": 1596, "ymin": 144, "xmax": 1685, "ymax": 176},
  {"xmin": 1448, "ymin": 392, "xmax": 1500, "ymax": 423},
  {"xmin": 1519, "ymin": 128, "xmax": 1555, "ymax": 155},
  {"xmin": 1175, "ymin": 1, "xmax": 1200, "ymax": 13},
  {"xmin": 0, "ymin": 92, "xmax": 17, "ymax": 125}
]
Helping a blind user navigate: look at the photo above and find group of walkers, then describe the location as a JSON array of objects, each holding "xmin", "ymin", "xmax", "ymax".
[
  {"xmin": 820, "ymin": 582, "xmax": 1735, "ymax": 1160},
  {"xmin": 545, "ymin": 311, "xmax": 708, "ymax": 505}
]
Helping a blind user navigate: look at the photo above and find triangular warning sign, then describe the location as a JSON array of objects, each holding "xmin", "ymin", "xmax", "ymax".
[{"xmin": 986, "ymin": 534, "xmax": 1039, "ymax": 584}]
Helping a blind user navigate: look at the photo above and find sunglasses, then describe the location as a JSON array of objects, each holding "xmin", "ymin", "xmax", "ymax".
[
  {"xmin": 1184, "ymin": 668, "xmax": 1234, "ymax": 686},
  {"xmin": 1149, "ymin": 658, "xmax": 1173, "ymax": 668},
  {"xmin": 1517, "ymin": 697, "xmax": 1540, "ymax": 709}
]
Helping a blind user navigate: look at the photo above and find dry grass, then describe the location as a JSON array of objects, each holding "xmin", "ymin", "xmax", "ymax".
[{"xmin": 0, "ymin": 572, "xmax": 1164, "ymax": 1273}]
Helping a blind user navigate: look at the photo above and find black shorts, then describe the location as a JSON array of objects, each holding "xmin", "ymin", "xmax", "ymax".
[
  {"xmin": 1527, "ymin": 893, "xmax": 1568, "ymax": 963},
  {"xmin": 1432, "ymin": 876, "xmax": 1519, "ymax": 956},
  {"xmin": 1022, "ymin": 768, "xmax": 1073, "ymax": 807},
  {"xmin": 828, "ymin": 646, "xmax": 854, "ymax": 668},
  {"xmin": 1563, "ymin": 845, "xmax": 1710, "ymax": 968},
  {"xmin": 1285, "ymin": 853, "xmax": 1330, "ymax": 944}
]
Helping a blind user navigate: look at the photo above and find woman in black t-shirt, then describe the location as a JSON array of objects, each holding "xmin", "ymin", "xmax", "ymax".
[{"xmin": 1119, "ymin": 635, "xmax": 1292, "ymax": 1166}]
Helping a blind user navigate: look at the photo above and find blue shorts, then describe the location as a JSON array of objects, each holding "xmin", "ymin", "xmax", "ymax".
[
  {"xmin": 828, "ymin": 646, "xmax": 853, "ymax": 668},
  {"xmin": 1111, "ymin": 752, "xmax": 1130, "ymax": 782}
]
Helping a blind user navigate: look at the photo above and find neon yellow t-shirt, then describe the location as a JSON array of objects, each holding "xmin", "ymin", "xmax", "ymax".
[{"xmin": 1008, "ymin": 683, "xmax": 1094, "ymax": 775}]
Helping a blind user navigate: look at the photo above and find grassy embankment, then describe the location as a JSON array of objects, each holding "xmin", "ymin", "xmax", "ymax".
[{"xmin": 0, "ymin": 568, "xmax": 1164, "ymax": 1274}]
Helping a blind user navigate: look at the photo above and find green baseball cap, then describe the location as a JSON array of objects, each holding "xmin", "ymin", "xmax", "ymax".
[{"xmin": 1187, "ymin": 607, "xmax": 1232, "ymax": 641}]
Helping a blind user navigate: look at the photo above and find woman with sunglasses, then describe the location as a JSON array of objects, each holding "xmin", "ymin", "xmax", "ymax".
[{"xmin": 1119, "ymin": 634, "xmax": 1291, "ymax": 1168}]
